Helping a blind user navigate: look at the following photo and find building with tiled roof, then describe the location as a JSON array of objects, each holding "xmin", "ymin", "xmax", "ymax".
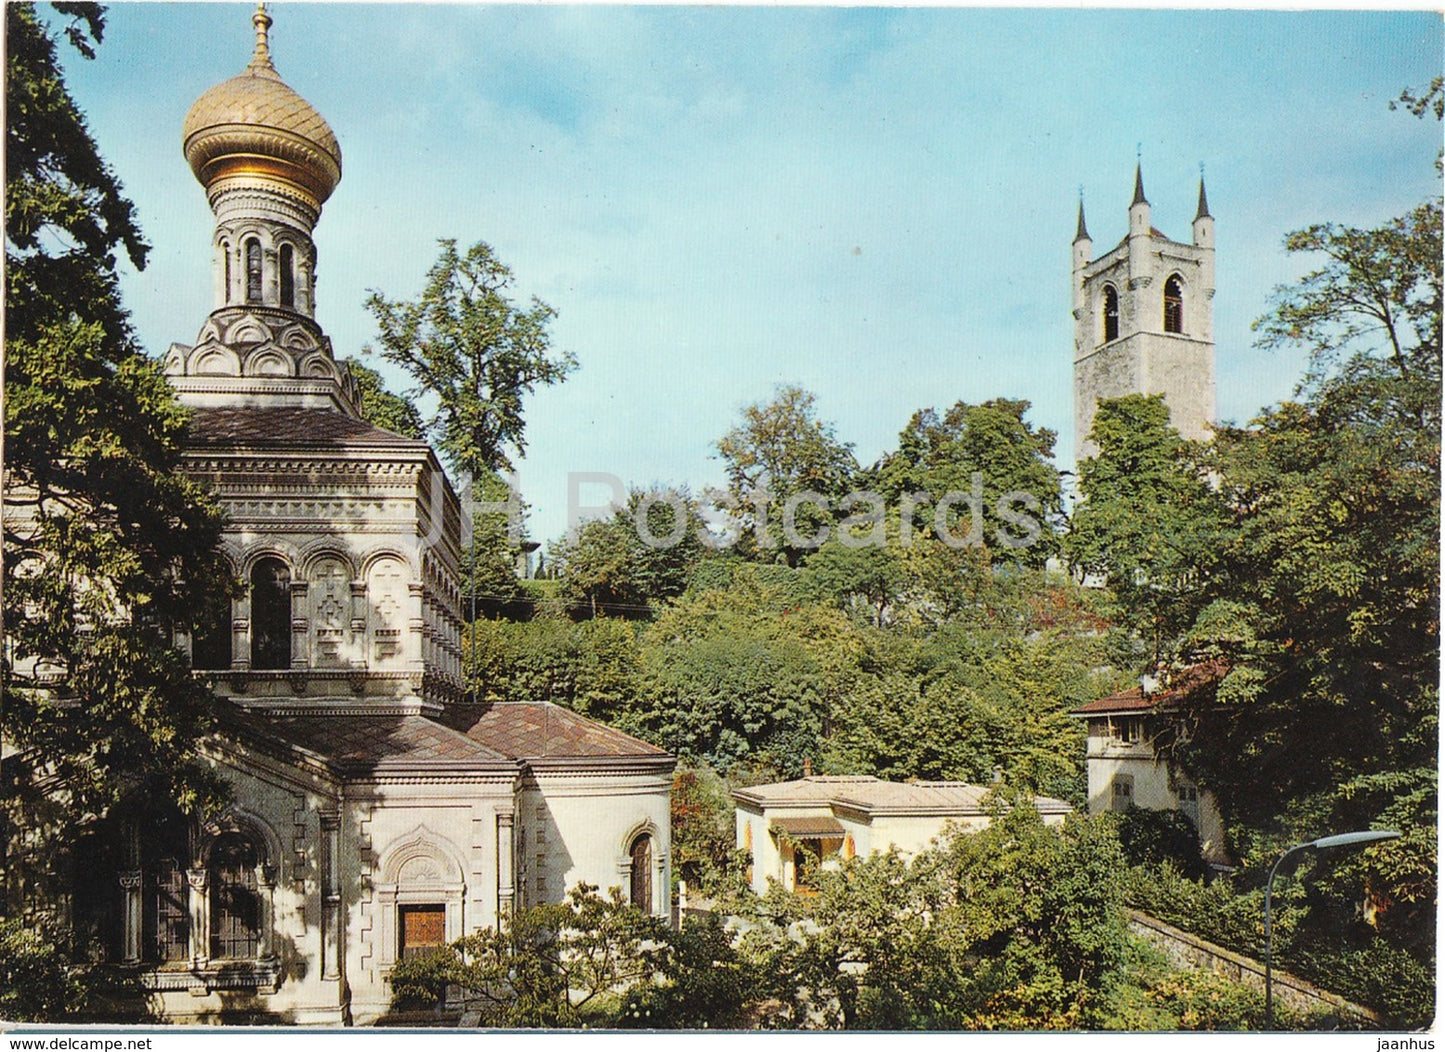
[
  {"xmin": 1069, "ymin": 665, "xmax": 1229, "ymax": 867},
  {"xmin": 733, "ymin": 775, "xmax": 1072, "ymax": 895},
  {"xmin": 83, "ymin": 8, "xmax": 675, "ymax": 1026}
]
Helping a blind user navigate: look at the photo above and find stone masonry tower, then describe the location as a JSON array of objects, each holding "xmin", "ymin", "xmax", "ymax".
[{"xmin": 1073, "ymin": 166, "xmax": 1216, "ymax": 460}]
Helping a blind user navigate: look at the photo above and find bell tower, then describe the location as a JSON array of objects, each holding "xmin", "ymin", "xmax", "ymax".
[
  {"xmin": 163, "ymin": 4, "xmax": 360, "ymax": 415},
  {"xmin": 1072, "ymin": 166, "xmax": 1216, "ymax": 460}
]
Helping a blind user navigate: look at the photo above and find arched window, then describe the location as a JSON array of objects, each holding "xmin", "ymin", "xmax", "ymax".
[
  {"xmin": 279, "ymin": 243, "xmax": 295, "ymax": 309},
  {"xmin": 1163, "ymin": 275, "xmax": 1184, "ymax": 333},
  {"xmin": 209, "ymin": 833, "xmax": 260, "ymax": 959},
  {"xmin": 191, "ymin": 594, "xmax": 232, "ymax": 670},
  {"xmin": 629, "ymin": 834, "xmax": 652, "ymax": 912},
  {"xmin": 245, "ymin": 238, "xmax": 263, "ymax": 303},
  {"xmin": 250, "ymin": 557, "xmax": 291, "ymax": 670},
  {"xmin": 1102, "ymin": 285, "xmax": 1120, "ymax": 342},
  {"xmin": 222, "ymin": 241, "xmax": 232, "ymax": 304}
]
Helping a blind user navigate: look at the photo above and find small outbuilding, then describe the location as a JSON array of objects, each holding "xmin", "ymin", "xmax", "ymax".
[{"xmin": 733, "ymin": 775, "xmax": 1072, "ymax": 895}]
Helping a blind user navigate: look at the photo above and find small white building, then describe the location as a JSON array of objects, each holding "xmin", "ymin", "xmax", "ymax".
[
  {"xmin": 1070, "ymin": 673, "xmax": 1229, "ymax": 866},
  {"xmin": 733, "ymin": 776, "xmax": 1072, "ymax": 895}
]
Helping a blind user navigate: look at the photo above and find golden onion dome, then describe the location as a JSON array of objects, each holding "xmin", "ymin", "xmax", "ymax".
[{"xmin": 182, "ymin": 6, "xmax": 342, "ymax": 205}]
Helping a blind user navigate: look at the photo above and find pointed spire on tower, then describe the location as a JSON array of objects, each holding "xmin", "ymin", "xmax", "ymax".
[
  {"xmin": 1195, "ymin": 169, "xmax": 1212, "ymax": 220},
  {"xmin": 1075, "ymin": 192, "xmax": 1090, "ymax": 242},
  {"xmin": 1132, "ymin": 161, "xmax": 1148, "ymax": 207},
  {"xmin": 249, "ymin": 4, "xmax": 278, "ymax": 76}
]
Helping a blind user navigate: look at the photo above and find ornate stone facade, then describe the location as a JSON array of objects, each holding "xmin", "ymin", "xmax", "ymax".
[
  {"xmin": 113, "ymin": 7, "xmax": 675, "ymax": 1025},
  {"xmin": 1073, "ymin": 167, "xmax": 1217, "ymax": 460}
]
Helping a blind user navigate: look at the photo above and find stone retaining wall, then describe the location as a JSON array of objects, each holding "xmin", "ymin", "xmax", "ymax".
[{"xmin": 1125, "ymin": 908, "xmax": 1383, "ymax": 1028}]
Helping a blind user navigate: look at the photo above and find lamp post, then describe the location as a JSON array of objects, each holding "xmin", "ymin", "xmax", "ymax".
[{"xmin": 1263, "ymin": 829, "xmax": 1401, "ymax": 1029}]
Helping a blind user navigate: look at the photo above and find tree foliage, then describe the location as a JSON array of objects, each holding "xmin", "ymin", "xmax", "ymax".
[
  {"xmin": 340, "ymin": 354, "xmax": 423, "ymax": 439},
  {"xmin": 3, "ymin": 1, "xmax": 232, "ymax": 912},
  {"xmin": 715, "ymin": 385, "xmax": 859, "ymax": 565},
  {"xmin": 6, "ymin": 2, "xmax": 147, "ymax": 345},
  {"xmin": 365, "ymin": 238, "xmax": 576, "ymax": 476},
  {"xmin": 553, "ymin": 488, "xmax": 708, "ymax": 619},
  {"xmin": 1066, "ymin": 393, "xmax": 1225, "ymax": 658},
  {"xmin": 388, "ymin": 883, "xmax": 664, "ymax": 1027},
  {"xmin": 871, "ymin": 398, "xmax": 1062, "ymax": 566}
]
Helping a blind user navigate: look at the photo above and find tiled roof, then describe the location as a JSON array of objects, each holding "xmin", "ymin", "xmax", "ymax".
[
  {"xmin": 187, "ymin": 407, "xmax": 428, "ymax": 449},
  {"xmin": 441, "ymin": 702, "xmax": 670, "ymax": 762},
  {"xmin": 184, "ymin": 69, "xmax": 341, "ymax": 166},
  {"xmin": 223, "ymin": 709, "xmax": 512, "ymax": 777},
  {"xmin": 732, "ymin": 775, "xmax": 882, "ymax": 807},
  {"xmin": 1070, "ymin": 661, "xmax": 1228, "ymax": 717},
  {"xmin": 735, "ymin": 776, "xmax": 1071, "ymax": 818},
  {"xmin": 1070, "ymin": 687, "xmax": 1159, "ymax": 716}
]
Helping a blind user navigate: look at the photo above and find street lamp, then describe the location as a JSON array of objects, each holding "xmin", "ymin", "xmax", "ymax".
[{"xmin": 1263, "ymin": 829, "xmax": 1401, "ymax": 1029}]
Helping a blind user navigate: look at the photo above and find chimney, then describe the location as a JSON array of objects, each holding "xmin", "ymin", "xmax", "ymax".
[{"xmin": 802, "ymin": 758, "xmax": 813, "ymax": 778}]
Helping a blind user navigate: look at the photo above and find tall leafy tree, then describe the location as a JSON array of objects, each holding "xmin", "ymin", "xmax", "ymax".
[
  {"xmin": 715, "ymin": 385, "xmax": 859, "ymax": 566},
  {"xmin": 3, "ymin": 2, "xmax": 231, "ymax": 914},
  {"xmin": 1166, "ymin": 118, "xmax": 1440, "ymax": 963},
  {"xmin": 872, "ymin": 398, "xmax": 1062, "ymax": 567},
  {"xmin": 1065, "ymin": 393, "xmax": 1225, "ymax": 660},
  {"xmin": 554, "ymin": 487, "xmax": 709, "ymax": 619},
  {"xmin": 365, "ymin": 238, "xmax": 576, "ymax": 476}
]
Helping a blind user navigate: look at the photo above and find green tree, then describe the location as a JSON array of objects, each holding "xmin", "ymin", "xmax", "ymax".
[
  {"xmin": 1149, "ymin": 104, "xmax": 1440, "ymax": 1021},
  {"xmin": 5, "ymin": 1, "xmax": 147, "ymax": 345},
  {"xmin": 715, "ymin": 385, "xmax": 859, "ymax": 565},
  {"xmin": 388, "ymin": 883, "xmax": 666, "ymax": 1027},
  {"xmin": 801, "ymin": 539, "xmax": 909, "ymax": 628},
  {"xmin": 554, "ymin": 487, "xmax": 708, "ymax": 619},
  {"xmin": 340, "ymin": 354, "xmax": 423, "ymax": 438},
  {"xmin": 668, "ymin": 767, "xmax": 748, "ymax": 899},
  {"xmin": 872, "ymin": 398, "xmax": 1062, "ymax": 567},
  {"xmin": 1065, "ymin": 393, "xmax": 1225, "ymax": 659},
  {"xmin": 365, "ymin": 238, "xmax": 576, "ymax": 475},
  {"xmin": 3, "ymin": 1, "xmax": 232, "ymax": 919}
]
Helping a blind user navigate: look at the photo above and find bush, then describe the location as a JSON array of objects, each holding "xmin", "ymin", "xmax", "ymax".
[{"xmin": 1115, "ymin": 806, "xmax": 1207, "ymax": 878}]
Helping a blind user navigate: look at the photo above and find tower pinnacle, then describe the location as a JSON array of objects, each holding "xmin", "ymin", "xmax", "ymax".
[
  {"xmin": 1195, "ymin": 175, "xmax": 1212, "ymax": 220},
  {"xmin": 1075, "ymin": 194, "xmax": 1090, "ymax": 242},
  {"xmin": 250, "ymin": 4, "xmax": 276, "ymax": 75},
  {"xmin": 1132, "ymin": 162, "xmax": 1148, "ymax": 207}
]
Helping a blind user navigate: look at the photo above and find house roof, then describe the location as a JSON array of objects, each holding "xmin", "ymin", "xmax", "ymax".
[
  {"xmin": 441, "ymin": 701, "xmax": 671, "ymax": 764},
  {"xmin": 187, "ymin": 406, "xmax": 429, "ymax": 450},
  {"xmin": 732, "ymin": 775, "xmax": 883, "ymax": 807},
  {"xmin": 221, "ymin": 708, "xmax": 514, "ymax": 778},
  {"xmin": 1070, "ymin": 661, "xmax": 1228, "ymax": 718},
  {"xmin": 734, "ymin": 775, "xmax": 1071, "ymax": 819}
]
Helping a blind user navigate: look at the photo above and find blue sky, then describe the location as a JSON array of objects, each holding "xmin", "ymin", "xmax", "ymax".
[{"xmin": 60, "ymin": 4, "xmax": 1443, "ymax": 545}]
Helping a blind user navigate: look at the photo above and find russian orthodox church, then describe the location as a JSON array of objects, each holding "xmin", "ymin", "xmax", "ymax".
[
  {"xmin": 1072, "ymin": 165, "xmax": 1216, "ymax": 460},
  {"xmin": 103, "ymin": 7, "xmax": 673, "ymax": 1024}
]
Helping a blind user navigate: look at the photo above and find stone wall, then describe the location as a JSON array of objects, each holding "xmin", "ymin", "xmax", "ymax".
[{"xmin": 1125, "ymin": 908, "xmax": 1383, "ymax": 1028}]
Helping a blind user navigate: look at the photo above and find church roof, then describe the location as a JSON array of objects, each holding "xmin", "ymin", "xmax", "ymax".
[
  {"xmin": 222, "ymin": 709, "xmax": 514, "ymax": 777},
  {"xmin": 442, "ymin": 701, "xmax": 671, "ymax": 764},
  {"xmin": 187, "ymin": 407, "xmax": 429, "ymax": 450}
]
